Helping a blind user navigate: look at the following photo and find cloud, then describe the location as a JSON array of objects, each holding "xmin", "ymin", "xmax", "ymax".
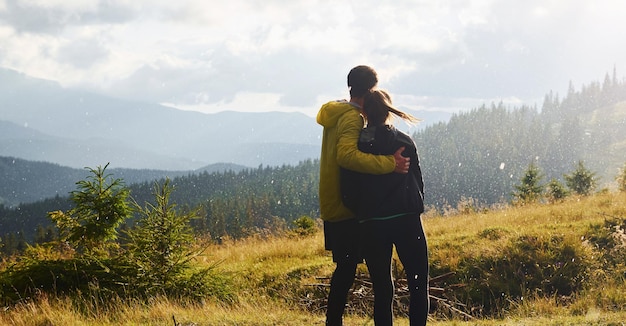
[
  {"xmin": 388, "ymin": 0, "xmax": 626, "ymax": 105},
  {"xmin": 1, "ymin": 0, "xmax": 625, "ymax": 117},
  {"xmin": 57, "ymin": 38, "xmax": 109, "ymax": 69},
  {"xmin": 0, "ymin": 0, "xmax": 136, "ymax": 34}
]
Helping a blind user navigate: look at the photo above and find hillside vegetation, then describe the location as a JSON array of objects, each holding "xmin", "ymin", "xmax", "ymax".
[
  {"xmin": 0, "ymin": 160, "xmax": 320, "ymax": 245},
  {"xmin": 1, "ymin": 190, "xmax": 625, "ymax": 325}
]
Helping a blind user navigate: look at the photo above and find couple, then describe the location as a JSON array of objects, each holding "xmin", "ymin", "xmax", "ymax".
[{"xmin": 317, "ymin": 65, "xmax": 429, "ymax": 326}]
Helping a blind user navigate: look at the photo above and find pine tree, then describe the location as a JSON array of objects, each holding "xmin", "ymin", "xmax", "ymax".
[
  {"xmin": 512, "ymin": 162, "xmax": 545, "ymax": 204},
  {"xmin": 564, "ymin": 161, "xmax": 598, "ymax": 196},
  {"xmin": 546, "ymin": 178, "xmax": 569, "ymax": 203},
  {"xmin": 48, "ymin": 163, "xmax": 131, "ymax": 254},
  {"xmin": 126, "ymin": 179, "xmax": 201, "ymax": 294}
]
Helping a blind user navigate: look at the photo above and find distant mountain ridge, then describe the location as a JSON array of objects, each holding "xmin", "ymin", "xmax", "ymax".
[
  {"xmin": 0, "ymin": 120, "xmax": 202, "ymax": 170},
  {"xmin": 0, "ymin": 156, "xmax": 247, "ymax": 207},
  {"xmin": 0, "ymin": 68, "xmax": 452, "ymax": 170}
]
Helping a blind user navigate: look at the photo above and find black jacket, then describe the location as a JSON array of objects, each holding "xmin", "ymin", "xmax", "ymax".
[{"xmin": 340, "ymin": 125, "xmax": 425, "ymax": 222}]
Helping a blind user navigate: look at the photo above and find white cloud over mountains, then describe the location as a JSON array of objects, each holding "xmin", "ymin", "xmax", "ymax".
[{"xmin": 1, "ymin": 0, "xmax": 625, "ymax": 117}]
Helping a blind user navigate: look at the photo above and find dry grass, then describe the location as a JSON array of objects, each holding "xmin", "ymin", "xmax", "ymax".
[
  {"xmin": 425, "ymin": 193, "xmax": 626, "ymax": 266},
  {"xmin": 3, "ymin": 296, "xmax": 625, "ymax": 326},
  {"xmin": 2, "ymin": 192, "xmax": 626, "ymax": 325},
  {"xmin": 198, "ymin": 231, "xmax": 333, "ymax": 292}
]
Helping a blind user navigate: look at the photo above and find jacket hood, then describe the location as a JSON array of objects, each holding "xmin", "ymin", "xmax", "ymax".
[{"xmin": 317, "ymin": 100, "xmax": 360, "ymax": 128}]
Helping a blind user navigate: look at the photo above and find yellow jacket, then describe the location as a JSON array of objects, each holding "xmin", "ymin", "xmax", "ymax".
[{"xmin": 316, "ymin": 100, "xmax": 395, "ymax": 222}]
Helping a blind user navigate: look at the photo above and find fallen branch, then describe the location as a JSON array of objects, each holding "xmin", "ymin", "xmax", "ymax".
[{"xmin": 305, "ymin": 271, "xmax": 474, "ymax": 320}]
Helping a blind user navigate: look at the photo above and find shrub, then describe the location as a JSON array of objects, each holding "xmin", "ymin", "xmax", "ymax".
[
  {"xmin": 585, "ymin": 217, "xmax": 626, "ymax": 277},
  {"xmin": 0, "ymin": 257, "xmax": 128, "ymax": 304},
  {"xmin": 48, "ymin": 163, "xmax": 131, "ymax": 255},
  {"xmin": 292, "ymin": 215, "xmax": 317, "ymax": 236},
  {"xmin": 123, "ymin": 179, "xmax": 235, "ymax": 301},
  {"xmin": 478, "ymin": 227, "xmax": 510, "ymax": 241},
  {"xmin": 450, "ymin": 233, "xmax": 592, "ymax": 316},
  {"xmin": 564, "ymin": 161, "xmax": 598, "ymax": 196},
  {"xmin": 512, "ymin": 162, "xmax": 545, "ymax": 205},
  {"xmin": 545, "ymin": 178, "xmax": 569, "ymax": 203},
  {"xmin": 1, "ymin": 175, "xmax": 235, "ymax": 306}
]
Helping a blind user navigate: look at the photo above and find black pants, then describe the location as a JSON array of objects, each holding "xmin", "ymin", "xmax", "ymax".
[
  {"xmin": 324, "ymin": 219, "xmax": 362, "ymax": 326},
  {"xmin": 326, "ymin": 259, "xmax": 358, "ymax": 325},
  {"xmin": 361, "ymin": 214, "xmax": 429, "ymax": 326}
]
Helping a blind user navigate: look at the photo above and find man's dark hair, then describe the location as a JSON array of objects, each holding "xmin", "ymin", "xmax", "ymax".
[{"xmin": 347, "ymin": 65, "xmax": 378, "ymax": 97}]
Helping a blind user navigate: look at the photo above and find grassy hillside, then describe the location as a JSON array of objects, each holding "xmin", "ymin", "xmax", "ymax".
[{"xmin": 1, "ymin": 192, "xmax": 625, "ymax": 325}]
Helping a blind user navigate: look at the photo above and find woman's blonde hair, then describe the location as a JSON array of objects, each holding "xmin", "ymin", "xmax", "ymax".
[{"xmin": 363, "ymin": 89, "xmax": 420, "ymax": 126}]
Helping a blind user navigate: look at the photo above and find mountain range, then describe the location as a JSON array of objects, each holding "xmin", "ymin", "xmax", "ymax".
[
  {"xmin": 0, "ymin": 68, "xmax": 451, "ymax": 171},
  {"xmin": 0, "ymin": 156, "xmax": 249, "ymax": 207}
]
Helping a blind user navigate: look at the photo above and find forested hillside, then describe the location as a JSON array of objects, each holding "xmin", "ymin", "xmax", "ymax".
[
  {"xmin": 1, "ymin": 72, "xmax": 625, "ymax": 252},
  {"xmin": 0, "ymin": 160, "xmax": 320, "ymax": 247},
  {"xmin": 416, "ymin": 70, "xmax": 626, "ymax": 207}
]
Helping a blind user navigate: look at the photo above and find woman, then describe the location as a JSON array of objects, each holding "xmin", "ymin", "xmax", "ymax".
[
  {"xmin": 317, "ymin": 66, "xmax": 410, "ymax": 326},
  {"xmin": 341, "ymin": 89, "xmax": 429, "ymax": 325}
]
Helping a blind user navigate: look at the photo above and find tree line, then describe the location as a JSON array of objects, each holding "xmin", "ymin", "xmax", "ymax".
[
  {"xmin": 513, "ymin": 160, "xmax": 626, "ymax": 205},
  {"xmin": 414, "ymin": 68, "xmax": 626, "ymax": 208},
  {"xmin": 0, "ymin": 160, "xmax": 320, "ymax": 254}
]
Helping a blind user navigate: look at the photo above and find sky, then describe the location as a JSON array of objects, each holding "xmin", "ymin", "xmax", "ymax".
[{"xmin": 1, "ymin": 0, "xmax": 625, "ymax": 118}]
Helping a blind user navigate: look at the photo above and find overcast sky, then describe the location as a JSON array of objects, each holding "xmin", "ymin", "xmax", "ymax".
[{"xmin": 1, "ymin": 0, "xmax": 625, "ymax": 117}]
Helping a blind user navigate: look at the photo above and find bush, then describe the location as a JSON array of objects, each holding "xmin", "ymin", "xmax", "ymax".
[
  {"xmin": 512, "ymin": 162, "xmax": 545, "ymax": 205},
  {"xmin": 545, "ymin": 178, "xmax": 569, "ymax": 203},
  {"xmin": 449, "ymin": 233, "xmax": 592, "ymax": 316},
  {"xmin": 48, "ymin": 163, "xmax": 131, "ymax": 255},
  {"xmin": 564, "ymin": 161, "xmax": 598, "ymax": 196},
  {"xmin": 122, "ymin": 179, "xmax": 236, "ymax": 302},
  {"xmin": 0, "ymin": 174, "xmax": 235, "ymax": 307},
  {"xmin": 0, "ymin": 257, "xmax": 128, "ymax": 304},
  {"xmin": 292, "ymin": 215, "xmax": 317, "ymax": 236},
  {"xmin": 585, "ymin": 217, "xmax": 626, "ymax": 277}
]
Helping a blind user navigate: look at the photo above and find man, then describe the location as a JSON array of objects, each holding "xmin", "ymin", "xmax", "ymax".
[{"xmin": 317, "ymin": 65, "xmax": 410, "ymax": 325}]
